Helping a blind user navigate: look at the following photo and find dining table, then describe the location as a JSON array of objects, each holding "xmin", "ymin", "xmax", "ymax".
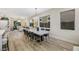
[{"xmin": 23, "ymin": 28, "xmax": 49, "ymax": 42}]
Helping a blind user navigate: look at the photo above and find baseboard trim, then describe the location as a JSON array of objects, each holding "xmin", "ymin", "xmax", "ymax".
[{"xmin": 50, "ymin": 35, "xmax": 79, "ymax": 45}]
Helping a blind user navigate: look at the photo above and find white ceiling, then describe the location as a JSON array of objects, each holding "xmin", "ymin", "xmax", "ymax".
[{"xmin": 0, "ymin": 8, "xmax": 51, "ymax": 17}]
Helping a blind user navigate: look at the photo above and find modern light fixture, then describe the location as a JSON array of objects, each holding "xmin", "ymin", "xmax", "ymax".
[
  {"xmin": 35, "ymin": 8, "xmax": 37, "ymax": 16},
  {"xmin": 34, "ymin": 8, "xmax": 38, "ymax": 27},
  {"xmin": 29, "ymin": 8, "xmax": 38, "ymax": 27}
]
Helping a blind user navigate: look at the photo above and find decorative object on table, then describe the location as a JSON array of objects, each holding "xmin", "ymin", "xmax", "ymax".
[
  {"xmin": 60, "ymin": 9, "xmax": 75, "ymax": 30},
  {"xmin": 37, "ymin": 27, "xmax": 39, "ymax": 31}
]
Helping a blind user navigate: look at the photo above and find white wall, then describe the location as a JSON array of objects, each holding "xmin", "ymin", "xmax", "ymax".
[
  {"xmin": 0, "ymin": 36, "xmax": 2, "ymax": 51},
  {"xmin": 34, "ymin": 8, "xmax": 79, "ymax": 45},
  {"xmin": 50, "ymin": 8, "xmax": 79, "ymax": 45}
]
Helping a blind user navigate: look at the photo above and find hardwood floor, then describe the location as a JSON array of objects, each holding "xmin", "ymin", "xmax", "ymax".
[{"xmin": 7, "ymin": 30, "xmax": 74, "ymax": 51}]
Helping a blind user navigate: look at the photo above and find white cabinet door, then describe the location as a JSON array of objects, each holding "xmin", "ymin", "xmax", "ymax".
[
  {"xmin": 0, "ymin": 20, "xmax": 8, "ymax": 30},
  {"xmin": 0, "ymin": 36, "xmax": 2, "ymax": 51}
]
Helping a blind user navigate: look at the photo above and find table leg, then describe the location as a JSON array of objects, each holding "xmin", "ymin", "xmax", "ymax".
[{"xmin": 41, "ymin": 36, "xmax": 43, "ymax": 41}]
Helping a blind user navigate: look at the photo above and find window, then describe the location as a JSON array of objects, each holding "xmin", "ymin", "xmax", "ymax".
[{"xmin": 40, "ymin": 15, "xmax": 50, "ymax": 31}]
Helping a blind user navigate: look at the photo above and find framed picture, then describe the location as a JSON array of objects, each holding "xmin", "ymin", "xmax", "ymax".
[{"xmin": 60, "ymin": 9, "xmax": 75, "ymax": 30}]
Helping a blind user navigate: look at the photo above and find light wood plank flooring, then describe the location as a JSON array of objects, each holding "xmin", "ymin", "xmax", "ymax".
[{"xmin": 7, "ymin": 30, "xmax": 75, "ymax": 51}]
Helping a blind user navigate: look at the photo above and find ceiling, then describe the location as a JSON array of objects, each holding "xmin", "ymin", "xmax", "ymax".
[{"xmin": 0, "ymin": 8, "xmax": 51, "ymax": 17}]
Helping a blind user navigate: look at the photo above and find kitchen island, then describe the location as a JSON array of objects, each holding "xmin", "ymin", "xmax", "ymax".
[{"xmin": 0, "ymin": 30, "xmax": 5, "ymax": 51}]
